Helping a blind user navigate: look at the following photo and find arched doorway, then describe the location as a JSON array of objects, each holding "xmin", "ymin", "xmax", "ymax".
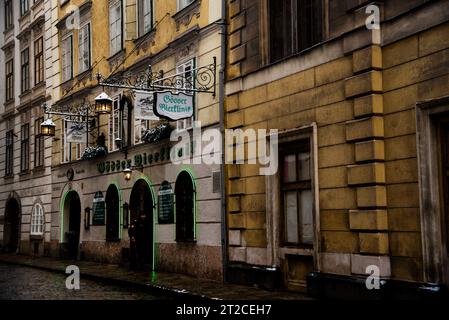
[
  {"xmin": 62, "ymin": 191, "xmax": 81, "ymax": 259},
  {"xmin": 106, "ymin": 184, "xmax": 120, "ymax": 241},
  {"xmin": 175, "ymin": 171, "xmax": 195, "ymax": 242},
  {"xmin": 129, "ymin": 179, "xmax": 154, "ymax": 269},
  {"xmin": 3, "ymin": 198, "xmax": 21, "ymax": 253}
]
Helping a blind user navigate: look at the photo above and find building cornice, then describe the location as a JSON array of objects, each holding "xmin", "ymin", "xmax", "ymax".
[
  {"xmin": 1, "ymin": 39, "xmax": 15, "ymax": 52},
  {"xmin": 130, "ymin": 22, "xmax": 219, "ymax": 73},
  {"xmin": 29, "ymin": 14, "xmax": 45, "ymax": 32},
  {"xmin": 56, "ymin": 0, "xmax": 92, "ymax": 30},
  {"xmin": 16, "ymin": 27, "xmax": 31, "ymax": 41},
  {"xmin": 168, "ymin": 25, "xmax": 200, "ymax": 50},
  {"xmin": 172, "ymin": 0, "xmax": 201, "ymax": 32}
]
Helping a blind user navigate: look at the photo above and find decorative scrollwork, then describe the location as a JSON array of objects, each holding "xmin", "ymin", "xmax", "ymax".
[
  {"xmin": 42, "ymin": 101, "xmax": 99, "ymax": 142},
  {"xmin": 97, "ymin": 58, "xmax": 217, "ymax": 96},
  {"xmin": 42, "ymin": 102, "xmax": 97, "ymax": 117},
  {"xmin": 97, "ymin": 65, "xmax": 162, "ymax": 91}
]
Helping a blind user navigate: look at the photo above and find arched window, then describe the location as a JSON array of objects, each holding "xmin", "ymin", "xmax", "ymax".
[
  {"xmin": 31, "ymin": 203, "xmax": 44, "ymax": 236},
  {"xmin": 175, "ymin": 171, "xmax": 195, "ymax": 242}
]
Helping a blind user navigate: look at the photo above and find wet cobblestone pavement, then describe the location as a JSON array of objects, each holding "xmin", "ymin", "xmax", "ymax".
[
  {"xmin": 0, "ymin": 262, "xmax": 166, "ymax": 300},
  {"xmin": 0, "ymin": 254, "xmax": 310, "ymax": 300}
]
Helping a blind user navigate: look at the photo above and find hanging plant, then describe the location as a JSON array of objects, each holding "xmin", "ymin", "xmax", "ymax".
[
  {"xmin": 142, "ymin": 123, "xmax": 174, "ymax": 144},
  {"xmin": 81, "ymin": 145, "xmax": 108, "ymax": 160}
]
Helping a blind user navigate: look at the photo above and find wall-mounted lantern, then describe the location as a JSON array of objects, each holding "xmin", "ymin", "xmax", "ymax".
[
  {"xmin": 40, "ymin": 118, "xmax": 56, "ymax": 137},
  {"xmin": 95, "ymin": 92, "xmax": 113, "ymax": 115},
  {"xmin": 123, "ymin": 164, "xmax": 144, "ymax": 182},
  {"xmin": 123, "ymin": 168, "xmax": 132, "ymax": 181}
]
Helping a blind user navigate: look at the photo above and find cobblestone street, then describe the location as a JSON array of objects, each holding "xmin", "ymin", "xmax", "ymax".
[
  {"xmin": 0, "ymin": 254, "xmax": 309, "ymax": 300},
  {"xmin": 0, "ymin": 262, "xmax": 166, "ymax": 300}
]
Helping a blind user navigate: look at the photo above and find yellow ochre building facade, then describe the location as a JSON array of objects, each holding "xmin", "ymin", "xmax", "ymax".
[
  {"xmin": 47, "ymin": 0, "xmax": 225, "ymax": 281},
  {"xmin": 224, "ymin": 0, "xmax": 449, "ymax": 298}
]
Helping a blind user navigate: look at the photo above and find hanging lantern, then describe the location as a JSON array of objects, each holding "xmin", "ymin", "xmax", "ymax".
[
  {"xmin": 40, "ymin": 118, "xmax": 56, "ymax": 137},
  {"xmin": 123, "ymin": 168, "xmax": 132, "ymax": 181},
  {"xmin": 95, "ymin": 92, "xmax": 113, "ymax": 114}
]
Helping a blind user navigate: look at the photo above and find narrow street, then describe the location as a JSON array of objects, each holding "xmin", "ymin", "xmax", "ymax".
[{"xmin": 0, "ymin": 262, "xmax": 166, "ymax": 300}]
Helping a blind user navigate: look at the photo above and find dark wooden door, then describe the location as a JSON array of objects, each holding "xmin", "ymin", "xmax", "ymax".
[
  {"xmin": 175, "ymin": 172, "xmax": 195, "ymax": 241},
  {"xmin": 4, "ymin": 199, "xmax": 20, "ymax": 253},
  {"xmin": 106, "ymin": 185, "xmax": 120, "ymax": 241},
  {"xmin": 67, "ymin": 192, "xmax": 81, "ymax": 259},
  {"xmin": 130, "ymin": 180, "xmax": 153, "ymax": 266}
]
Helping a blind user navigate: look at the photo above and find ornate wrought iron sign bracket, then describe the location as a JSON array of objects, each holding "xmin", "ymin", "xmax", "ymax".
[
  {"xmin": 42, "ymin": 102, "xmax": 97, "ymax": 119},
  {"xmin": 96, "ymin": 57, "xmax": 217, "ymax": 97}
]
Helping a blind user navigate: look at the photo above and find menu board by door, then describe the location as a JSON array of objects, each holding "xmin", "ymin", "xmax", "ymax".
[
  {"xmin": 92, "ymin": 191, "xmax": 106, "ymax": 226},
  {"xmin": 158, "ymin": 182, "xmax": 174, "ymax": 224}
]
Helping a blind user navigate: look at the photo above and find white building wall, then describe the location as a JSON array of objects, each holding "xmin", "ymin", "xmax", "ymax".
[{"xmin": 0, "ymin": 0, "xmax": 57, "ymax": 254}]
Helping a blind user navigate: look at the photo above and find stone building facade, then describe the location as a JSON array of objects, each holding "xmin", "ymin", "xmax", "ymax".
[
  {"xmin": 225, "ymin": 0, "xmax": 449, "ymax": 298},
  {"xmin": 2, "ymin": 0, "xmax": 449, "ymax": 299},
  {"xmin": 0, "ymin": 0, "xmax": 57, "ymax": 257},
  {"xmin": 47, "ymin": 0, "xmax": 225, "ymax": 281}
]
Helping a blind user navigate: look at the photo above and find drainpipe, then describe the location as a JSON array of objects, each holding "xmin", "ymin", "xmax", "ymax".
[{"xmin": 218, "ymin": 0, "xmax": 228, "ymax": 283}]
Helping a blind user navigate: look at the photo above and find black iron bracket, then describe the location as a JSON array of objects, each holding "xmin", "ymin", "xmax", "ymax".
[{"xmin": 96, "ymin": 57, "xmax": 217, "ymax": 97}]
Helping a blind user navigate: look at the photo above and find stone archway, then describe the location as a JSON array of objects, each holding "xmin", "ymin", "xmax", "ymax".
[
  {"xmin": 129, "ymin": 179, "xmax": 154, "ymax": 269},
  {"xmin": 175, "ymin": 171, "xmax": 196, "ymax": 242},
  {"xmin": 106, "ymin": 184, "xmax": 120, "ymax": 241},
  {"xmin": 3, "ymin": 198, "xmax": 21, "ymax": 253},
  {"xmin": 62, "ymin": 191, "xmax": 81, "ymax": 260}
]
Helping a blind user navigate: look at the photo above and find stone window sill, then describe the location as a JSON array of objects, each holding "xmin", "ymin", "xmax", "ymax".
[{"xmin": 30, "ymin": 234, "xmax": 44, "ymax": 240}]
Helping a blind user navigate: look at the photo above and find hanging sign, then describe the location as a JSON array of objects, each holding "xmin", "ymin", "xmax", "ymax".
[
  {"xmin": 153, "ymin": 91, "xmax": 194, "ymax": 121},
  {"xmin": 135, "ymin": 90, "xmax": 159, "ymax": 121},
  {"xmin": 92, "ymin": 191, "xmax": 106, "ymax": 226},
  {"xmin": 158, "ymin": 182, "xmax": 174, "ymax": 224},
  {"xmin": 66, "ymin": 120, "xmax": 87, "ymax": 144}
]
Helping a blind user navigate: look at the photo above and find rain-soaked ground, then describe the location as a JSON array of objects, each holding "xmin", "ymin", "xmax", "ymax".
[{"xmin": 0, "ymin": 262, "xmax": 167, "ymax": 300}]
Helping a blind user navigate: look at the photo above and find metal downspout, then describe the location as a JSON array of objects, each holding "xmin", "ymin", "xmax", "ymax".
[{"xmin": 219, "ymin": 0, "xmax": 228, "ymax": 283}]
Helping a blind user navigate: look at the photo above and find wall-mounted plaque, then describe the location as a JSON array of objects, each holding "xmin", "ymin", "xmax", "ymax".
[
  {"xmin": 92, "ymin": 191, "xmax": 106, "ymax": 226},
  {"xmin": 158, "ymin": 182, "xmax": 174, "ymax": 224}
]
